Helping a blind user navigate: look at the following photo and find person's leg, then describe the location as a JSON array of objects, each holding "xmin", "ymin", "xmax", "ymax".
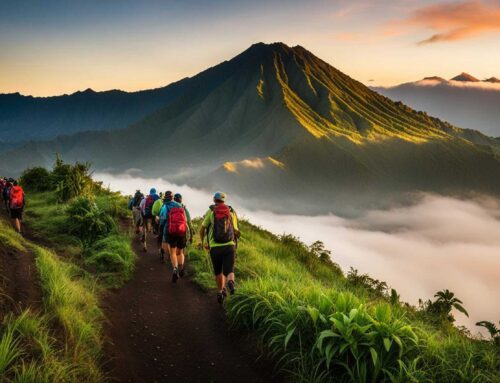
[
  {"xmin": 158, "ymin": 224, "xmax": 165, "ymax": 259},
  {"xmin": 12, "ymin": 218, "xmax": 20, "ymax": 233},
  {"xmin": 176, "ymin": 247, "xmax": 185, "ymax": 277},
  {"xmin": 210, "ymin": 247, "xmax": 226, "ymax": 303},
  {"xmin": 223, "ymin": 246, "xmax": 236, "ymax": 295},
  {"xmin": 170, "ymin": 245, "xmax": 179, "ymax": 282}
]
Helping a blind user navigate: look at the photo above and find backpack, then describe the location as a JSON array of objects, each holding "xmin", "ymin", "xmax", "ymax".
[
  {"xmin": 168, "ymin": 207, "xmax": 187, "ymax": 236},
  {"xmin": 211, "ymin": 204, "xmax": 234, "ymax": 243},
  {"xmin": 133, "ymin": 192, "xmax": 143, "ymax": 208},
  {"xmin": 144, "ymin": 195, "xmax": 154, "ymax": 217},
  {"xmin": 9, "ymin": 186, "xmax": 24, "ymax": 209},
  {"xmin": 3, "ymin": 185, "xmax": 11, "ymax": 201}
]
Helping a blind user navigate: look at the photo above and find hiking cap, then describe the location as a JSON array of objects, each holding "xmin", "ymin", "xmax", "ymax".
[
  {"xmin": 213, "ymin": 191, "xmax": 226, "ymax": 202},
  {"xmin": 150, "ymin": 188, "xmax": 156, "ymax": 195},
  {"xmin": 174, "ymin": 193, "xmax": 182, "ymax": 200}
]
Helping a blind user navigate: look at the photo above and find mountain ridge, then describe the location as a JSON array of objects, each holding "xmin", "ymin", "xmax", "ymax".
[{"xmin": 2, "ymin": 42, "xmax": 500, "ymax": 214}]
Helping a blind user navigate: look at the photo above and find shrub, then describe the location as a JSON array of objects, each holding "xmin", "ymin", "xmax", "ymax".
[
  {"xmin": 19, "ymin": 167, "xmax": 52, "ymax": 192},
  {"xmin": 85, "ymin": 234, "xmax": 135, "ymax": 279},
  {"xmin": 52, "ymin": 156, "xmax": 94, "ymax": 202},
  {"xmin": 66, "ymin": 196, "xmax": 116, "ymax": 244}
]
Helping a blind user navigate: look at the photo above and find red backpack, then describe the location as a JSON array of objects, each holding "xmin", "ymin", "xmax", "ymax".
[
  {"xmin": 212, "ymin": 204, "xmax": 234, "ymax": 243},
  {"xmin": 10, "ymin": 185, "xmax": 24, "ymax": 209},
  {"xmin": 168, "ymin": 207, "xmax": 187, "ymax": 236}
]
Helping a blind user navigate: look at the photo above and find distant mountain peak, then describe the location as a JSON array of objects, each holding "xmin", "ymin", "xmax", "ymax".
[
  {"xmin": 422, "ymin": 76, "xmax": 447, "ymax": 82},
  {"xmin": 484, "ymin": 77, "xmax": 500, "ymax": 83},
  {"xmin": 450, "ymin": 73, "xmax": 480, "ymax": 82}
]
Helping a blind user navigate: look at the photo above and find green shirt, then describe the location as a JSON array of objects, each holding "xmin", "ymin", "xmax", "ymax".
[
  {"xmin": 201, "ymin": 205, "xmax": 239, "ymax": 248},
  {"xmin": 152, "ymin": 199, "xmax": 163, "ymax": 216}
]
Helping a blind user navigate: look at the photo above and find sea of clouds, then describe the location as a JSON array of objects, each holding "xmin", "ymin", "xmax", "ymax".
[{"xmin": 95, "ymin": 172, "xmax": 500, "ymax": 335}]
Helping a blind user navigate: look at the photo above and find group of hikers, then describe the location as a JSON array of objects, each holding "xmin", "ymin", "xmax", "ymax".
[
  {"xmin": 0, "ymin": 177, "xmax": 25, "ymax": 234},
  {"xmin": 129, "ymin": 189, "xmax": 240, "ymax": 304}
]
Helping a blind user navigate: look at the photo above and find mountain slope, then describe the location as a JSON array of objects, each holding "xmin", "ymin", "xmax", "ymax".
[
  {"xmin": 0, "ymin": 81, "xmax": 190, "ymax": 145},
  {"xmin": 373, "ymin": 78, "xmax": 500, "ymax": 136},
  {"xmin": 2, "ymin": 43, "xmax": 500, "ymax": 213}
]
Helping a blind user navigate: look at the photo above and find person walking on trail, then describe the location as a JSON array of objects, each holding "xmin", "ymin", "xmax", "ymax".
[
  {"xmin": 153, "ymin": 191, "xmax": 169, "ymax": 261},
  {"xmin": 2, "ymin": 178, "xmax": 12, "ymax": 211},
  {"xmin": 160, "ymin": 192, "xmax": 188, "ymax": 282},
  {"xmin": 9, "ymin": 180, "xmax": 25, "ymax": 234},
  {"xmin": 140, "ymin": 188, "xmax": 160, "ymax": 252},
  {"xmin": 129, "ymin": 190, "xmax": 144, "ymax": 235},
  {"xmin": 174, "ymin": 193, "xmax": 195, "ymax": 245},
  {"xmin": 200, "ymin": 191, "xmax": 240, "ymax": 304}
]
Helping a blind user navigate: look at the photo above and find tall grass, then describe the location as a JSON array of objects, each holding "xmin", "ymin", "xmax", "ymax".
[
  {"xmin": 0, "ymin": 219, "xmax": 104, "ymax": 382},
  {"xmin": 189, "ymin": 220, "xmax": 500, "ymax": 382}
]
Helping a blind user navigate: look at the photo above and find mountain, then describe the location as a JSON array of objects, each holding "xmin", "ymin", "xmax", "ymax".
[
  {"xmin": 2, "ymin": 42, "xmax": 500, "ymax": 214},
  {"xmin": 373, "ymin": 76, "xmax": 500, "ymax": 137},
  {"xmin": 450, "ymin": 72, "xmax": 480, "ymax": 82},
  {"xmin": 485, "ymin": 77, "xmax": 500, "ymax": 83},
  {"xmin": 0, "ymin": 82, "xmax": 190, "ymax": 148}
]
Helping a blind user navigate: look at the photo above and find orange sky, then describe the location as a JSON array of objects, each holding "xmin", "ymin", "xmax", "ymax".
[{"xmin": 1, "ymin": 0, "xmax": 499, "ymax": 96}]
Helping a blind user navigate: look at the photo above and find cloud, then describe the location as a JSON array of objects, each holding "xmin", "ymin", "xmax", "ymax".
[
  {"xmin": 396, "ymin": 0, "xmax": 500, "ymax": 44},
  {"xmin": 402, "ymin": 78, "xmax": 500, "ymax": 90},
  {"xmin": 95, "ymin": 172, "xmax": 500, "ymax": 335}
]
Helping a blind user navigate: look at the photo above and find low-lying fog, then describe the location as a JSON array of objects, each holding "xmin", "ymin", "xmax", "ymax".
[{"xmin": 95, "ymin": 173, "xmax": 500, "ymax": 335}]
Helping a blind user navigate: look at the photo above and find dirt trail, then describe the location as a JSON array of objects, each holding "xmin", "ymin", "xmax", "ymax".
[
  {"xmin": 103, "ymin": 230, "xmax": 278, "ymax": 383},
  {"xmin": 0, "ymin": 213, "xmax": 42, "ymax": 320}
]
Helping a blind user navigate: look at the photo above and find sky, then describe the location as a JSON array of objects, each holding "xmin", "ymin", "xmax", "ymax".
[{"xmin": 1, "ymin": 0, "xmax": 499, "ymax": 96}]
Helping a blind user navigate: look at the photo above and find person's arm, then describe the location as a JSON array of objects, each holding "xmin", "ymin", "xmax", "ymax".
[
  {"xmin": 185, "ymin": 207, "xmax": 195, "ymax": 235},
  {"xmin": 200, "ymin": 210, "xmax": 211, "ymax": 249}
]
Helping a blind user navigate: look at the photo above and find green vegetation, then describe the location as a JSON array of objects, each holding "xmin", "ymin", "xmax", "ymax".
[
  {"xmin": 21, "ymin": 158, "xmax": 135, "ymax": 286},
  {"xmin": 189, "ymin": 220, "xmax": 500, "ymax": 382},
  {"xmin": 0, "ymin": 219, "xmax": 104, "ymax": 382},
  {"xmin": 1, "ymin": 159, "xmax": 134, "ymax": 381}
]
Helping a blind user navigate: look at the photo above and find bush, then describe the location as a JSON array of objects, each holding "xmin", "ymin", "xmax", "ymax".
[
  {"xmin": 66, "ymin": 196, "xmax": 116, "ymax": 244},
  {"xmin": 85, "ymin": 234, "xmax": 135, "ymax": 279},
  {"xmin": 19, "ymin": 167, "xmax": 52, "ymax": 192},
  {"xmin": 52, "ymin": 156, "xmax": 94, "ymax": 202}
]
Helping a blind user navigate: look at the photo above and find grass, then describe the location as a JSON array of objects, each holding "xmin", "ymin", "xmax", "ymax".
[
  {"xmin": 24, "ymin": 190, "xmax": 135, "ymax": 287},
  {"xmin": 188, "ymin": 220, "xmax": 500, "ymax": 382},
  {"xmin": 1, "ymin": 161, "xmax": 136, "ymax": 382},
  {"xmin": 0, "ymin": 217, "xmax": 104, "ymax": 382}
]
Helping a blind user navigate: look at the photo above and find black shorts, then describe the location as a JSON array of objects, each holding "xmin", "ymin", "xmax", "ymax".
[
  {"xmin": 164, "ymin": 233, "xmax": 187, "ymax": 249},
  {"xmin": 210, "ymin": 245, "xmax": 235, "ymax": 277},
  {"xmin": 10, "ymin": 208, "xmax": 23, "ymax": 220}
]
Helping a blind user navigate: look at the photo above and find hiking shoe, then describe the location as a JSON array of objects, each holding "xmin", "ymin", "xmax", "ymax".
[
  {"xmin": 179, "ymin": 268, "xmax": 185, "ymax": 278},
  {"xmin": 217, "ymin": 292, "xmax": 225, "ymax": 304},
  {"xmin": 222, "ymin": 287, "xmax": 227, "ymax": 298},
  {"xmin": 172, "ymin": 268, "xmax": 179, "ymax": 283},
  {"xmin": 227, "ymin": 280, "xmax": 236, "ymax": 295}
]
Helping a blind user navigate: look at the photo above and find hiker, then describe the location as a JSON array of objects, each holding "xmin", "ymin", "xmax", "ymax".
[
  {"xmin": 140, "ymin": 188, "xmax": 160, "ymax": 252},
  {"xmin": 9, "ymin": 180, "xmax": 25, "ymax": 234},
  {"xmin": 2, "ymin": 178, "xmax": 12, "ymax": 211},
  {"xmin": 153, "ymin": 191, "xmax": 169, "ymax": 261},
  {"xmin": 160, "ymin": 191, "xmax": 188, "ymax": 282},
  {"xmin": 0, "ymin": 178, "xmax": 5, "ymax": 207},
  {"xmin": 129, "ymin": 189, "xmax": 144, "ymax": 235},
  {"xmin": 200, "ymin": 191, "xmax": 240, "ymax": 304},
  {"xmin": 174, "ymin": 193, "xmax": 194, "ymax": 245}
]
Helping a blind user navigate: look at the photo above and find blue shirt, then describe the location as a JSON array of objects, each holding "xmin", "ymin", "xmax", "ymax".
[{"xmin": 159, "ymin": 200, "xmax": 183, "ymax": 227}]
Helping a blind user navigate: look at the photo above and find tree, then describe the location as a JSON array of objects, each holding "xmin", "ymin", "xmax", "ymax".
[
  {"xmin": 430, "ymin": 289, "xmax": 468, "ymax": 323},
  {"xmin": 476, "ymin": 321, "xmax": 499, "ymax": 345}
]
